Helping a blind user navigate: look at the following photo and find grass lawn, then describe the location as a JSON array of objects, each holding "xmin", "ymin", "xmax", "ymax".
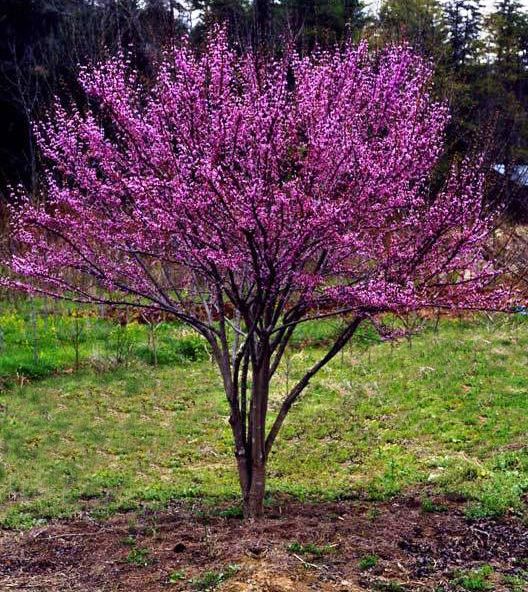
[{"xmin": 0, "ymin": 305, "xmax": 528, "ymax": 529}]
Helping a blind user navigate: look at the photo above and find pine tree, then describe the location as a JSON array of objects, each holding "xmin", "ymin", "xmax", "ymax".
[
  {"xmin": 279, "ymin": 0, "xmax": 368, "ymax": 48},
  {"xmin": 444, "ymin": 0, "xmax": 483, "ymax": 69},
  {"xmin": 189, "ymin": 0, "xmax": 252, "ymax": 44},
  {"xmin": 487, "ymin": 0, "xmax": 528, "ymax": 74},
  {"xmin": 484, "ymin": 0, "xmax": 528, "ymax": 172}
]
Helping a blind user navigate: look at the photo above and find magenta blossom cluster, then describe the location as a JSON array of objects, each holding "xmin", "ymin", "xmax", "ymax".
[{"xmin": 7, "ymin": 30, "xmax": 500, "ymax": 322}]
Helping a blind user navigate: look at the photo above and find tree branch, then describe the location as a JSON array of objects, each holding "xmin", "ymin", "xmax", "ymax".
[{"xmin": 265, "ymin": 316, "xmax": 363, "ymax": 458}]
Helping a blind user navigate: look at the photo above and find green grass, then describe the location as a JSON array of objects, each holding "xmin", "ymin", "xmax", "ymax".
[
  {"xmin": 126, "ymin": 546, "xmax": 151, "ymax": 567},
  {"xmin": 287, "ymin": 541, "xmax": 335, "ymax": 557},
  {"xmin": 0, "ymin": 298, "xmax": 207, "ymax": 382},
  {"xmin": 421, "ymin": 496, "xmax": 447, "ymax": 513},
  {"xmin": 191, "ymin": 565, "xmax": 240, "ymax": 590},
  {"xmin": 371, "ymin": 582, "xmax": 405, "ymax": 592},
  {"xmin": 1, "ymin": 301, "xmax": 528, "ymax": 528},
  {"xmin": 358, "ymin": 554, "xmax": 379, "ymax": 570},
  {"xmin": 168, "ymin": 569, "xmax": 186, "ymax": 583},
  {"xmin": 452, "ymin": 565, "xmax": 494, "ymax": 591},
  {"xmin": 502, "ymin": 571, "xmax": 528, "ymax": 592}
]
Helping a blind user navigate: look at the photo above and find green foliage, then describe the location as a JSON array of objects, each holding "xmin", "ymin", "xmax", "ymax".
[
  {"xmin": 287, "ymin": 541, "xmax": 335, "ymax": 557},
  {"xmin": 366, "ymin": 507, "xmax": 381, "ymax": 521},
  {"xmin": 108, "ymin": 323, "xmax": 140, "ymax": 365},
  {"xmin": 276, "ymin": 0, "xmax": 368, "ymax": 47},
  {"xmin": 15, "ymin": 359, "xmax": 59, "ymax": 380},
  {"xmin": 126, "ymin": 546, "xmax": 150, "ymax": 567},
  {"xmin": 216, "ymin": 505, "xmax": 244, "ymax": 519},
  {"xmin": 289, "ymin": 318, "xmax": 344, "ymax": 347},
  {"xmin": 191, "ymin": 565, "xmax": 239, "ymax": 590},
  {"xmin": 135, "ymin": 324, "xmax": 209, "ymax": 366},
  {"xmin": 380, "ymin": 0, "xmax": 447, "ymax": 59},
  {"xmin": 502, "ymin": 571, "xmax": 528, "ymax": 592},
  {"xmin": 452, "ymin": 565, "xmax": 494, "ymax": 591},
  {"xmin": 169, "ymin": 334, "xmax": 209, "ymax": 362},
  {"xmin": 0, "ymin": 299, "xmax": 209, "ymax": 380},
  {"xmin": 358, "ymin": 554, "xmax": 379, "ymax": 570},
  {"xmin": 168, "ymin": 570, "xmax": 186, "ymax": 583},
  {"xmin": 0, "ymin": 300, "xmax": 107, "ymax": 378},
  {"xmin": 421, "ymin": 497, "xmax": 447, "ymax": 513},
  {"xmin": 121, "ymin": 535, "xmax": 137, "ymax": 547},
  {"xmin": 463, "ymin": 464, "xmax": 528, "ymax": 520},
  {"xmin": 372, "ymin": 580, "xmax": 406, "ymax": 592}
]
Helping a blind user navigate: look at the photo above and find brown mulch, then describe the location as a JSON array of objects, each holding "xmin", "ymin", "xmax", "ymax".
[{"xmin": 0, "ymin": 495, "xmax": 527, "ymax": 591}]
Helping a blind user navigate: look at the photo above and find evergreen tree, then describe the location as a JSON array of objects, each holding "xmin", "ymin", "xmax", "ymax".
[
  {"xmin": 378, "ymin": 0, "xmax": 447, "ymax": 59},
  {"xmin": 487, "ymin": 0, "xmax": 528, "ymax": 74},
  {"xmin": 279, "ymin": 0, "xmax": 368, "ymax": 48},
  {"xmin": 444, "ymin": 0, "xmax": 483, "ymax": 69},
  {"xmin": 190, "ymin": 0, "xmax": 250, "ymax": 44},
  {"xmin": 484, "ymin": 0, "xmax": 528, "ymax": 172}
]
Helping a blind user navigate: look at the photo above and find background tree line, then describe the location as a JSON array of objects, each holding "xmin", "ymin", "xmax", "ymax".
[{"xmin": 1, "ymin": 0, "xmax": 528, "ymax": 215}]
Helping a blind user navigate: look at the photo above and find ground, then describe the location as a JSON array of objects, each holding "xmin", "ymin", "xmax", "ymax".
[{"xmin": 1, "ymin": 496, "xmax": 527, "ymax": 591}]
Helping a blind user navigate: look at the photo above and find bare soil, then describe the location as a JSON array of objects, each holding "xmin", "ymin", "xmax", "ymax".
[{"xmin": 0, "ymin": 495, "xmax": 527, "ymax": 591}]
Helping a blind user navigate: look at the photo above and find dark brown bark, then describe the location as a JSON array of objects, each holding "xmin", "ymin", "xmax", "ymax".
[
  {"xmin": 244, "ymin": 462, "xmax": 266, "ymax": 518},
  {"xmin": 241, "ymin": 339, "xmax": 270, "ymax": 518}
]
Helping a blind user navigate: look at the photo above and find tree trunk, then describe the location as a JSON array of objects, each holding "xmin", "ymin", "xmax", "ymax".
[
  {"xmin": 236, "ymin": 445, "xmax": 267, "ymax": 518},
  {"xmin": 229, "ymin": 320, "xmax": 362, "ymax": 519},
  {"xmin": 235, "ymin": 341, "xmax": 270, "ymax": 519},
  {"xmin": 244, "ymin": 461, "xmax": 266, "ymax": 518}
]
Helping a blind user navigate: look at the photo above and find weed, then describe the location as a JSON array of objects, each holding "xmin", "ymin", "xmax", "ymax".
[
  {"xmin": 16, "ymin": 360, "xmax": 58, "ymax": 380},
  {"xmin": 358, "ymin": 554, "xmax": 379, "ymax": 570},
  {"xmin": 168, "ymin": 570, "xmax": 186, "ymax": 583},
  {"xmin": 126, "ymin": 547, "xmax": 150, "ymax": 567},
  {"xmin": 121, "ymin": 535, "xmax": 137, "ymax": 547},
  {"xmin": 372, "ymin": 580, "xmax": 406, "ymax": 591},
  {"xmin": 191, "ymin": 564, "xmax": 239, "ymax": 590},
  {"xmin": 366, "ymin": 508, "xmax": 381, "ymax": 521},
  {"xmin": 421, "ymin": 497, "xmax": 447, "ymax": 513},
  {"xmin": 287, "ymin": 541, "xmax": 334, "ymax": 557},
  {"xmin": 464, "ymin": 504, "xmax": 496, "ymax": 521},
  {"xmin": 452, "ymin": 565, "xmax": 494, "ymax": 591},
  {"xmin": 463, "ymin": 471, "xmax": 528, "ymax": 520},
  {"xmin": 217, "ymin": 505, "xmax": 244, "ymax": 519},
  {"xmin": 502, "ymin": 571, "xmax": 528, "ymax": 591}
]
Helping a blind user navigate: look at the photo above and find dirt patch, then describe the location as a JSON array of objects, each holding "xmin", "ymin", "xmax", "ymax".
[{"xmin": 0, "ymin": 495, "xmax": 527, "ymax": 591}]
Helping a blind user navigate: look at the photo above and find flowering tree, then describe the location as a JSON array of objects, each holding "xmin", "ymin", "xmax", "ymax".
[{"xmin": 6, "ymin": 30, "xmax": 501, "ymax": 518}]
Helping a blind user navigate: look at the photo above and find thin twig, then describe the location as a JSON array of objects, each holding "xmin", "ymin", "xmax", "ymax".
[{"xmin": 291, "ymin": 554, "xmax": 328, "ymax": 571}]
